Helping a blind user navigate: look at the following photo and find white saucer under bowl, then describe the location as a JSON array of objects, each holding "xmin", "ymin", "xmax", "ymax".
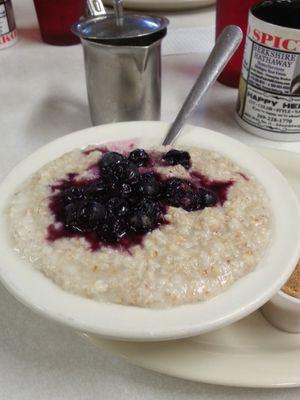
[{"xmin": 0, "ymin": 122, "xmax": 299, "ymax": 341}]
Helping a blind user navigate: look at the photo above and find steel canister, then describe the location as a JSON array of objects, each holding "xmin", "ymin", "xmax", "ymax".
[{"xmin": 72, "ymin": 9, "xmax": 168, "ymax": 126}]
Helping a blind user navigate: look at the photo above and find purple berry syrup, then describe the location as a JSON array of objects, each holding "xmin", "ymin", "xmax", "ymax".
[
  {"xmin": 190, "ymin": 171, "xmax": 234, "ymax": 206},
  {"xmin": 46, "ymin": 147, "xmax": 238, "ymax": 253}
]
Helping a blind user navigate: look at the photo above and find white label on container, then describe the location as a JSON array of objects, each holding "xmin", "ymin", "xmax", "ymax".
[
  {"xmin": 0, "ymin": 4, "xmax": 9, "ymax": 35},
  {"xmin": 237, "ymin": 12, "xmax": 300, "ymax": 135}
]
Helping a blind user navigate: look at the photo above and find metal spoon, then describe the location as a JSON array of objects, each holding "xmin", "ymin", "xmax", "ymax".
[
  {"xmin": 86, "ymin": 0, "xmax": 124, "ymax": 25},
  {"xmin": 162, "ymin": 25, "xmax": 243, "ymax": 146},
  {"xmin": 86, "ymin": 0, "xmax": 106, "ymax": 16},
  {"xmin": 113, "ymin": 0, "xmax": 124, "ymax": 26}
]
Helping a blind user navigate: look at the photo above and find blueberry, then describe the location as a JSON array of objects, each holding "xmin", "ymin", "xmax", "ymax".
[
  {"xmin": 161, "ymin": 178, "xmax": 216, "ymax": 211},
  {"xmin": 163, "ymin": 178, "xmax": 192, "ymax": 192},
  {"xmin": 127, "ymin": 193, "xmax": 142, "ymax": 207},
  {"xmin": 130, "ymin": 200, "xmax": 161, "ymax": 233},
  {"xmin": 162, "ymin": 178, "xmax": 193, "ymax": 207},
  {"xmin": 99, "ymin": 152, "xmax": 125, "ymax": 173},
  {"xmin": 122, "ymin": 161, "xmax": 140, "ymax": 184},
  {"xmin": 177, "ymin": 192, "xmax": 198, "ymax": 211},
  {"xmin": 137, "ymin": 199, "xmax": 161, "ymax": 219},
  {"xmin": 64, "ymin": 203, "xmax": 79, "ymax": 230},
  {"xmin": 200, "ymin": 188, "xmax": 218, "ymax": 207},
  {"xmin": 76, "ymin": 201, "xmax": 106, "ymax": 231},
  {"xmin": 173, "ymin": 188, "xmax": 217, "ymax": 211},
  {"xmin": 119, "ymin": 182, "xmax": 135, "ymax": 198},
  {"xmin": 128, "ymin": 149, "xmax": 150, "ymax": 167},
  {"xmin": 162, "ymin": 149, "xmax": 191, "ymax": 169},
  {"xmin": 139, "ymin": 173, "xmax": 160, "ymax": 198},
  {"xmin": 180, "ymin": 191, "xmax": 206, "ymax": 211},
  {"xmin": 105, "ymin": 180, "xmax": 135, "ymax": 198},
  {"xmin": 104, "ymin": 181, "xmax": 118, "ymax": 196},
  {"xmin": 65, "ymin": 200, "xmax": 106, "ymax": 233},
  {"xmin": 104, "ymin": 160, "xmax": 140, "ymax": 184},
  {"xmin": 97, "ymin": 216, "xmax": 128, "ymax": 243},
  {"xmin": 84, "ymin": 179, "xmax": 106, "ymax": 199},
  {"xmin": 107, "ymin": 198, "xmax": 130, "ymax": 217},
  {"xmin": 129, "ymin": 212, "xmax": 154, "ymax": 234},
  {"xmin": 62, "ymin": 186, "xmax": 83, "ymax": 205}
]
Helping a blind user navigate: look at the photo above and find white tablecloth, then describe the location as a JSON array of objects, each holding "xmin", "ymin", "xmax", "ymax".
[{"xmin": 1, "ymin": 1, "xmax": 300, "ymax": 399}]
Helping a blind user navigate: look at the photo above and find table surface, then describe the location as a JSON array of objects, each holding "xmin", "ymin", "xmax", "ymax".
[{"xmin": 1, "ymin": 1, "xmax": 300, "ymax": 399}]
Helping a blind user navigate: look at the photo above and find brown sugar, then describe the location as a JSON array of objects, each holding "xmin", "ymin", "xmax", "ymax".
[{"xmin": 282, "ymin": 260, "xmax": 300, "ymax": 298}]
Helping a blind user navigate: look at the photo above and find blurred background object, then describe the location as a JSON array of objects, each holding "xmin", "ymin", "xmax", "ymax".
[
  {"xmin": 33, "ymin": 0, "xmax": 85, "ymax": 45},
  {"xmin": 103, "ymin": 0, "xmax": 215, "ymax": 11},
  {"xmin": 0, "ymin": 0, "xmax": 17, "ymax": 49},
  {"xmin": 216, "ymin": 0, "xmax": 259, "ymax": 87}
]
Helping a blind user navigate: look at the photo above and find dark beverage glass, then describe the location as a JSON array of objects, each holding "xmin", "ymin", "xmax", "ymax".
[
  {"xmin": 33, "ymin": 0, "xmax": 85, "ymax": 46},
  {"xmin": 216, "ymin": 0, "xmax": 259, "ymax": 87}
]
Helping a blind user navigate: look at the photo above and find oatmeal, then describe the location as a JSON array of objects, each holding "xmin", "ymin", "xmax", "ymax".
[{"xmin": 7, "ymin": 144, "xmax": 272, "ymax": 308}]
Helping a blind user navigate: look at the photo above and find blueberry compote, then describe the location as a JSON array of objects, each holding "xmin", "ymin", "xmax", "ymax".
[{"xmin": 47, "ymin": 148, "xmax": 235, "ymax": 252}]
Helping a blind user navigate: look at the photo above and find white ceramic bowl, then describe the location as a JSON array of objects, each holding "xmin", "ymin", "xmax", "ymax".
[
  {"xmin": 261, "ymin": 290, "xmax": 300, "ymax": 333},
  {"xmin": 0, "ymin": 121, "xmax": 300, "ymax": 341}
]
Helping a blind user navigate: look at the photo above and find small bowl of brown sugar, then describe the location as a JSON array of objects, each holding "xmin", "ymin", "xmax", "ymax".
[
  {"xmin": 282, "ymin": 261, "xmax": 300, "ymax": 299},
  {"xmin": 262, "ymin": 260, "xmax": 300, "ymax": 333}
]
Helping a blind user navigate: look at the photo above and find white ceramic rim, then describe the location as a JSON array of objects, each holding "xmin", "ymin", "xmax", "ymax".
[
  {"xmin": 0, "ymin": 121, "xmax": 300, "ymax": 341},
  {"xmin": 278, "ymin": 290, "xmax": 300, "ymax": 304}
]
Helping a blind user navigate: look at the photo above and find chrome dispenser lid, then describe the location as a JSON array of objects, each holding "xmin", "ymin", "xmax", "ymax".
[{"xmin": 72, "ymin": 14, "xmax": 169, "ymax": 42}]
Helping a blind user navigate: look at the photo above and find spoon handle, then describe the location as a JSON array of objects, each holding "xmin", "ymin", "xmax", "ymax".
[
  {"xmin": 86, "ymin": 0, "xmax": 106, "ymax": 17},
  {"xmin": 113, "ymin": 0, "xmax": 124, "ymax": 26},
  {"xmin": 162, "ymin": 25, "xmax": 243, "ymax": 146}
]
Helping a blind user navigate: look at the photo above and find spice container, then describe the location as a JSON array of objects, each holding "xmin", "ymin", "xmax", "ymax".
[
  {"xmin": 0, "ymin": 0, "xmax": 17, "ymax": 49},
  {"xmin": 236, "ymin": 0, "xmax": 300, "ymax": 141}
]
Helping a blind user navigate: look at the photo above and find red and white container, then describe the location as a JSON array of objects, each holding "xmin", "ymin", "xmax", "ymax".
[
  {"xmin": 236, "ymin": 0, "xmax": 300, "ymax": 141},
  {"xmin": 0, "ymin": 0, "xmax": 17, "ymax": 49}
]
